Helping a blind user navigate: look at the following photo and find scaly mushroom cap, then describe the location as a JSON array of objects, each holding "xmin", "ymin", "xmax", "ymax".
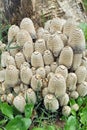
[
  {"xmin": 60, "ymin": 33, "xmax": 68, "ymax": 46},
  {"xmin": 42, "ymin": 30, "xmax": 51, "ymax": 43},
  {"xmin": 66, "ymin": 73, "xmax": 77, "ymax": 91},
  {"xmin": 75, "ymin": 66, "xmax": 86, "ymax": 83},
  {"xmin": 62, "ymin": 106, "xmax": 71, "ymax": 116},
  {"xmin": 6, "ymin": 55, "xmax": 16, "ymax": 67},
  {"xmin": 50, "ymin": 62, "xmax": 58, "ymax": 73},
  {"xmin": 42, "ymin": 87, "xmax": 49, "ymax": 97},
  {"xmin": 44, "ymin": 94, "xmax": 59, "ymax": 112},
  {"xmin": 37, "ymin": 27, "xmax": 44, "ymax": 39},
  {"xmin": 31, "ymin": 74, "xmax": 43, "ymax": 91},
  {"xmin": 77, "ymin": 81, "xmax": 87, "ymax": 97},
  {"xmin": 31, "ymin": 51, "xmax": 44, "ymax": 68},
  {"xmin": 14, "ymin": 85, "xmax": 20, "ymax": 94},
  {"xmin": 36, "ymin": 67, "xmax": 46, "ymax": 78},
  {"xmin": 9, "ymin": 42, "xmax": 19, "ymax": 57},
  {"xmin": 23, "ymin": 41, "xmax": 34, "ymax": 62},
  {"xmin": 20, "ymin": 18, "xmax": 37, "ymax": 41},
  {"xmin": 55, "ymin": 65, "xmax": 68, "ymax": 80},
  {"xmin": 0, "ymin": 69, "xmax": 5, "ymax": 82},
  {"xmin": 44, "ymin": 20, "xmax": 52, "ymax": 31},
  {"xmin": 71, "ymin": 54, "xmax": 82, "ymax": 71},
  {"xmin": 59, "ymin": 46, "xmax": 73, "ymax": 68},
  {"xmin": 47, "ymin": 72, "xmax": 54, "ymax": 81},
  {"xmin": 63, "ymin": 19, "xmax": 77, "ymax": 37},
  {"xmin": 24, "ymin": 88, "xmax": 36, "ymax": 104},
  {"xmin": 13, "ymin": 95, "xmax": 26, "ymax": 113},
  {"xmin": 70, "ymin": 91, "xmax": 79, "ymax": 99},
  {"xmin": 59, "ymin": 93, "xmax": 69, "ymax": 106},
  {"xmin": 48, "ymin": 74, "xmax": 66, "ymax": 97},
  {"xmin": 20, "ymin": 62, "xmax": 30, "ymax": 68},
  {"xmin": 8, "ymin": 25, "xmax": 20, "ymax": 42},
  {"xmin": 7, "ymin": 93, "xmax": 14, "ymax": 104},
  {"xmin": 43, "ymin": 50, "xmax": 54, "ymax": 65},
  {"xmin": 45, "ymin": 66, "xmax": 51, "ymax": 76},
  {"xmin": 17, "ymin": 29, "xmax": 32, "ymax": 47},
  {"xmin": 1, "ymin": 51, "xmax": 10, "ymax": 68},
  {"xmin": 5, "ymin": 65, "xmax": 19, "ymax": 87},
  {"xmin": 49, "ymin": 18, "xmax": 63, "ymax": 34},
  {"xmin": 31, "ymin": 67, "xmax": 36, "ymax": 75},
  {"xmin": 68, "ymin": 28, "xmax": 85, "ymax": 53},
  {"xmin": 71, "ymin": 104, "xmax": 79, "ymax": 111},
  {"xmin": 15, "ymin": 52, "xmax": 25, "ymax": 69},
  {"xmin": 20, "ymin": 66, "xmax": 32, "ymax": 85},
  {"xmin": 35, "ymin": 39, "xmax": 46, "ymax": 54},
  {"xmin": 42, "ymin": 78, "xmax": 48, "ymax": 88},
  {"xmin": 47, "ymin": 34, "xmax": 64, "ymax": 57},
  {"xmin": 20, "ymin": 84, "xmax": 28, "ymax": 93}
]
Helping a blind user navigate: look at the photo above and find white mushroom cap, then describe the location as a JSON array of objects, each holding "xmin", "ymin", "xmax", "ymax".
[
  {"xmin": 31, "ymin": 51, "xmax": 44, "ymax": 68},
  {"xmin": 36, "ymin": 67, "xmax": 46, "ymax": 78},
  {"xmin": 77, "ymin": 81, "xmax": 87, "ymax": 97},
  {"xmin": 20, "ymin": 18, "xmax": 36, "ymax": 40},
  {"xmin": 20, "ymin": 83, "xmax": 28, "ymax": 93},
  {"xmin": 72, "ymin": 53, "xmax": 82, "ymax": 71},
  {"xmin": 9, "ymin": 42, "xmax": 19, "ymax": 57},
  {"xmin": 55, "ymin": 65, "xmax": 68, "ymax": 80},
  {"xmin": 66, "ymin": 73, "xmax": 77, "ymax": 91},
  {"xmin": 42, "ymin": 87, "xmax": 49, "ymax": 97},
  {"xmin": 5, "ymin": 65, "xmax": 19, "ymax": 87},
  {"xmin": 59, "ymin": 46, "xmax": 73, "ymax": 69},
  {"xmin": 31, "ymin": 74, "xmax": 43, "ymax": 91},
  {"xmin": 23, "ymin": 41, "xmax": 34, "ymax": 62},
  {"xmin": 15, "ymin": 52, "xmax": 25, "ymax": 69},
  {"xmin": 42, "ymin": 78, "xmax": 48, "ymax": 88},
  {"xmin": 47, "ymin": 72, "xmax": 54, "ymax": 81},
  {"xmin": 71, "ymin": 104, "xmax": 79, "ymax": 111},
  {"xmin": 24, "ymin": 88, "xmax": 36, "ymax": 104},
  {"xmin": 14, "ymin": 85, "xmax": 20, "ymax": 94},
  {"xmin": 0, "ymin": 83, "xmax": 5, "ymax": 94},
  {"xmin": 8, "ymin": 25, "xmax": 20, "ymax": 42},
  {"xmin": 42, "ymin": 30, "xmax": 51, "ymax": 43},
  {"xmin": 17, "ymin": 29, "xmax": 32, "ymax": 47},
  {"xmin": 31, "ymin": 67, "xmax": 36, "ymax": 75},
  {"xmin": 37, "ymin": 27, "xmax": 44, "ymax": 39},
  {"xmin": 1, "ymin": 51, "xmax": 10, "ymax": 68},
  {"xmin": 50, "ymin": 62, "xmax": 58, "ymax": 73},
  {"xmin": 20, "ymin": 65, "xmax": 32, "ymax": 85},
  {"xmin": 62, "ymin": 106, "xmax": 71, "ymax": 116},
  {"xmin": 44, "ymin": 94, "xmax": 59, "ymax": 112},
  {"xmin": 44, "ymin": 20, "xmax": 52, "ymax": 32},
  {"xmin": 59, "ymin": 93, "xmax": 69, "ymax": 106},
  {"xmin": 75, "ymin": 66, "xmax": 86, "ymax": 83},
  {"xmin": 47, "ymin": 34, "xmax": 64, "ymax": 57},
  {"xmin": 6, "ymin": 55, "xmax": 16, "ymax": 67},
  {"xmin": 35, "ymin": 39, "xmax": 46, "ymax": 54},
  {"xmin": 0, "ymin": 69, "xmax": 5, "ymax": 82},
  {"xmin": 20, "ymin": 62, "xmax": 30, "ymax": 68},
  {"xmin": 13, "ymin": 95, "xmax": 26, "ymax": 113},
  {"xmin": 0, "ymin": 43, "xmax": 6, "ymax": 51},
  {"xmin": 43, "ymin": 50, "xmax": 54, "ymax": 65},
  {"xmin": 70, "ymin": 91, "xmax": 79, "ymax": 99},
  {"xmin": 45, "ymin": 65, "xmax": 51, "ymax": 76},
  {"xmin": 68, "ymin": 28, "xmax": 85, "ymax": 53},
  {"xmin": 0, "ymin": 94, "xmax": 7, "ymax": 102},
  {"xmin": 7, "ymin": 93, "xmax": 14, "ymax": 104}
]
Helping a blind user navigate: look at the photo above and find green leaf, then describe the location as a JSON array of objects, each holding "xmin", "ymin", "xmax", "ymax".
[
  {"xmin": 80, "ymin": 106, "xmax": 87, "ymax": 125},
  {"xmin": 76, "ymin": 97, "xmax": 83, "ymax": 107},
  {"xmin": 0, "ymin": 103, "xmax": 14, "ymax": 119},
  {"xmin": 25, "ymin": 104, "xmax": 34, "ymax": 118},
  {"xmin": 64, "ymin": 116, "xmax": 77, "ymax": 130},
  {"xmin": 6, "ymin": 116, "xmax": 31, "ymax": 130},
  {"xmin": 69, "ymin": 98, "xmax": 76, "ymax": 106},
  {"xmin": 45, "ymin": 125, "xmax": 55, "ymax": 130},
  {"xmin": 32, "ymin": 128, "xmax": 44, "ymax": 130}
]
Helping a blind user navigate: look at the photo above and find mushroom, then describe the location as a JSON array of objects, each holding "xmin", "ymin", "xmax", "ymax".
[
  {"xmin": 42, "ymin": 87, "xmax": 49, "ymax": 97},
  {"xmin": 0, "ymin": 69, "xmax": 5, "ymax": 82},
  {"xmin": 0, "ymin": 83, "xmax": 5, "ymax": 94},
  {"xmin": 81, "ymin": 57, "xmax": 87, "ymax": 69},
  {"xmin": 7, "ymin": 93, "xmax": 14, "ymax": 104},
  {"xmin": 0, "ymin": 94, "xmax": 7, "ymax": 102},
  {"xmin": 68, "ymin": 28, "xmax": 85, "ymax": 53},
  {"xmin": 17, "ymin": 29, "xmax": 32, "ymax": 47},
  {"xmin": 13, "ymin": 95, "xmax": 26, "ymax": 113},
  {"xmin": 15, "ymin": 52, "xmax": 25, "ymax": 69},
  {"xmin": 43, "ymin": 50, "xmax": 54, "ymax": 65},
  {"xmin": 5, "ymin": 65, "xmax": 19, "ymax": 87},
  {"xmin": 1, "ymin": 51, "xmax": 10, "ymax": 68},
  {"xmin": 59, "ymin": 93, "xmax": 69, "ymax": 106},
  {"xmin": 31, "ymin": 51, "xmax": 44, "ymax": 68},
  {"xmin": 71, "ymin": 104, "xmax": 79, "ymax": 111},
  {"xmin": 23, "ymin": 41, "xmax": 34, "ymax": 62},
  {"xmin": 36, "ymin": 67, "xmax": 46, "ymax": 78},
  {"xmin": 70, "ymin": 91, "xmax": 79, "ymax": 99},
  {"xmin": 55, "ymin": 65, "xmax": 68, "ymax": 80},
  {"xmin": 6, "ymin": 55, "xmax": 16, "ymax": 67},
  {"xmin": 59, "ymin": 46, "xmax": 73, "ymax": 69},
  {"xmin": 20, "ymin": 18, "xmax": 37, "ymax": 41},
  {"xmin": 50, "ymin": 62, "xmax": 58, "ymax": 73},
  {"xmin": 14, "ymin": 85, "xmax": 21, "ymax": 94},
  {"xmin": 75, "ymin": 66, "xmax": 86, "ymax": 83},
  {"xmin": 77, "ymin": 81, "xmax": 87, "ymax": 97},
  {"xmin": 9, "ymin": 42, "xmax": 19, "ymax": 57},
  {"xmin": 44, "ymin": 94, "xmax": 59, "ymax": 112},
  {"xmin": 20, "ymin": 83, "xmax": 28, "ymax": 93},
  {"xmin": 8, "ymin": 25, "xmax": 20, "ymax": 42},
  {"xmin": 37, "ymin": 27, "xmax": 44, "ymax": 39},
  {"xmin": 45, "ymin": 65, "xmax": 51, "ymax": 76},
  {"xmin": 44, "ymin": 20, "xmax": 52, "ymax": 32},
  {"xmin": 24, "ymin": 88, "xmax": 36, "ymax": 104},
  {"xmin": 62, "ymin": 106, "xmax": 71, "ymax": 116}
]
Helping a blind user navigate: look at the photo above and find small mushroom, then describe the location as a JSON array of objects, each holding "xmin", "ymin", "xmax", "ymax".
[
  {"xmin": 66, "ymin": 73, "xmax": 77, "ymax": 91},
  {"xmin": 9, "ymin": 42, "xmax": 19, "ymax": 57},
  {"xmin": 0, "ymin": 94, "xmax": 7, "ymax": 102},
  {"xmin": 77, "ymin": 81, "xmax": 87, "ymax": 97},
  {"xmin": 37, "ymin": 27, "xmax": 44, "ymax": 39},
  {"xmin": 50, "ymin": 62, "xmax": 58, "ymax": 73},
  {"xmin": 13, "ymin": 95, "xmax": 26, "ymax": 113},
  {"xmin": 0, "ymin": 69, "xmax": 5, "ymax": 82},
  {"xmin": 24, "ymin": 88, "xmax": 36, "ymax": 104},
  {"xmin": 75, "ymin": 66, "xmax": 86, "ymax": 83},
  {"xmin": 43, "ymin": 50, "xmax": 54, "ymax": 65},
  {"xmin": 7, "ymin": 93, "xmax": 14, "ymax": 104},
  {"xmin": 44, "ymin": 20, "xmax": 52, "ymax": 32},
  {"xmin": 44, "ymin": 94, "xmax": 59, "ymax": 112},
  {"xmin": 62, "ymin": 106, "xmax": 71, "ymax": 116},
  {"xmin": 6, "ymin": 55, "xmax": 16, "ymax": 67},
  {"xmin": 1, "ymin": 51, "xmax": 10, "ymax": 68},
  {"xmin": 70, "ymin": 91, "xmax": 79, "ymax": 99},
  {"xmin": 42, "ymin": 87, "xmax": 49, "ymax": 97},
  {"xmin": 36, "ymin": 67, "xmax": 46, "ymax": 78},
  {"xmin": 59, "ymin": 93, "xmax": 69, "ymax": 106},
  {"xmin": 59, "ymin": 46, "xmax": 73, "ymax": 69},
  {"xmin": 31, "ymin": 51, "xmax": 44, "ymax": 68},
  {"xmin": 45, "ymin": 65, "xmax": 51, "ymax": 76},
  {"xmin": 0, "ymin": 83, "xmax": 5, "ymax": 94},
  {"xmin": 71, "ymin": 104, "xmax": 79, "ymax": 111}
]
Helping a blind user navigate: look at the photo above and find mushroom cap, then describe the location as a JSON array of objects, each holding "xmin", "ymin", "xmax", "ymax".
[
  {"xmin": 36, "ymin": 67, "xmax": 46, "ymax": 78},
  {"xmin": 62, "ymin": 106, "xmax": 71, "ymax": 116},
  {"xmin": 44, "ymin": 20, "xmax": 52, "ymax": 32},
  {"xmin": 50, "ymin": 62, "xmax": 58, "ymax": 73},
  {"xmin": 9, "ymin": 42, "xmax": 19, "ymax": 57},
  {"xmin": 31, "ymin": 51, "xmax": 44, "ymax": 68},
  {"xmin": 37, "ymin": 27, "xmax": 44, "ymax": 39},
  {"xmin": 70, "ymin": 91, "xmax": 79, "ymax": 99},
  {"xmin": 6, "ymin": 55, "xmax": 16, "ymax": 67},
  {"xmin": 44, "ymin": 94, "xmax": 59, "ymax": 112},
  {"xmin": 45, "ymin": 65, "xmax": 51, "ymax": 76},
  {"xmin": 1, "ymin": 51, "xmax": 10, "ymax": 68},
  {"xmin": 59, "ymin": 93, "xmax": 69, "ymax": 106},
  {"xmin": 42, "ymin": 87, "xmax": 49, "ymax": 97},
  {"xmin": 77, "ymin": 81, "xmax": 87, "ymax": 97},
  {"xmin": 71, "ymin": 104, "xmax": 79, "ymax": 111},
  {"xmin": 0, "ymin": 69, "xmax": 5, "ymax": 82},
  {"xmin": 13, "ymin": 95, "xmax": 26, "ymax": 113},
  {"xmin": 59, "ymin": 46, "xmax": 73, "ymax": 68},
  {"xmin": 7, "ymin": 93, "xmax": 14, "ymax": 104}
]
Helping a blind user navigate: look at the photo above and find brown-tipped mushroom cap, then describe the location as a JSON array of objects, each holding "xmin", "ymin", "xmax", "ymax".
[{"xmin": 62, "ymin": 106, "xmax": 71, "ymax": 116}]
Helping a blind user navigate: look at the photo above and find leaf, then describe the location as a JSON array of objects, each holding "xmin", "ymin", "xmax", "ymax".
[
  {"xmin": 0, "ymin": 103, "xmax": 14, "ymax": 119},
  {"xmin": 32, "ymin": 128, "xmax": 44, "ymax": 130},
  {"xmin": 64, "ymin": 116, "xmax": 77, "ymax": 130},
  {"xmin": 45, "ymin": 125, "xmax": 55, "ymax": 130},
  {"xmin": 6, "ymin": 116, "xmax": 31, "ymax": 130},
  {"xmin": 80, "ymin": 105, "xmax": 87, "ymax": 125},
  {"xmin": 79, "ymin": 23, "xmax": 87, "ymax": 42},
  {"xmin": 76, "ymin": 97, "xmax": 83, "ymax": 107},
  {"xmin": 25, "ymin": 104, "xmax": 34, "ymax": 118},
  {"xmin": 69, "ymin": 98, "xmax": 76, "ymax": 106}
]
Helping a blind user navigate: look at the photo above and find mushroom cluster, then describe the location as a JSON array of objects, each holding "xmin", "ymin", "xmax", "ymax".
[{"xmin": 0, "ymin": 17, "xmax": 87, "ymax": 115}]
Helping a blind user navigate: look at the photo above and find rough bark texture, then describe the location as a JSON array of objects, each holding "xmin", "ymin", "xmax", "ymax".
[{"xmin": 0, "ymin": 0, "xmax": 87, "ymax": 26}]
